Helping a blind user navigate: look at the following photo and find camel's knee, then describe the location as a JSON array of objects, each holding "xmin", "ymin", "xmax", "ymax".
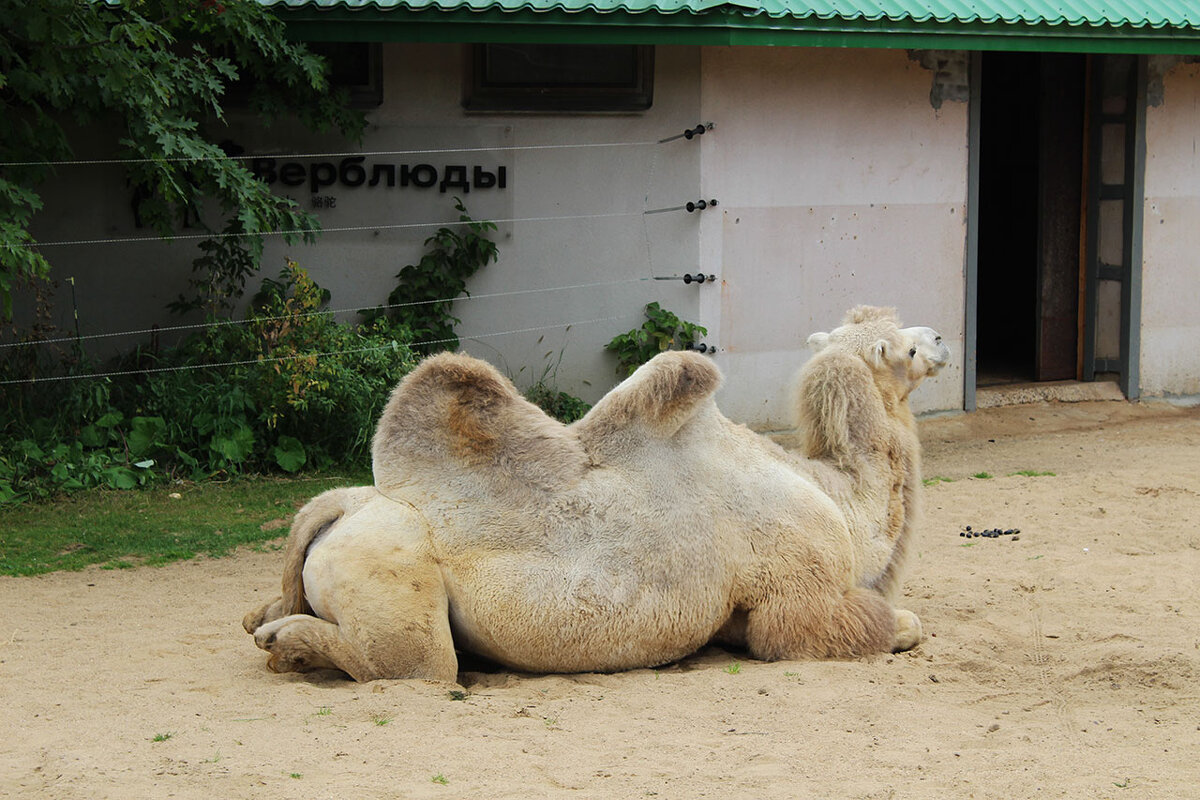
[{"xmin": 892, "ymin": 609, "xmax": 922, "ymax": 653}]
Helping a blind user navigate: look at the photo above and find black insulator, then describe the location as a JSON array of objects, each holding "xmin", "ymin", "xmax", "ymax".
[{"xmin": 683, "ymin": 124, "xmax": 707, "ymax": 140}]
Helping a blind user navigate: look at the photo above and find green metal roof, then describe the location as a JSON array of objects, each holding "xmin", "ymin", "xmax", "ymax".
[{"xmin": 264, "ymin": 0, "xmax": 1200, "ymax": 52}]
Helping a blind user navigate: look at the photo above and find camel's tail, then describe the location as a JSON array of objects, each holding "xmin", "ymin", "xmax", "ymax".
[{"xmin": 243, "ymin": 486, "xmax": 376, "ymax": 633}]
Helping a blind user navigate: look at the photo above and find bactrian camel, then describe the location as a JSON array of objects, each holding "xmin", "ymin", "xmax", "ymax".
[{"xmin": 243, "ymin": 306, "xmax": 949, "ymax": 681}]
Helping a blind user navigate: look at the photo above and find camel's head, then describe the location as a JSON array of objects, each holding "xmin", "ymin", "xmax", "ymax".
[{"xmin": 806, "ymin": 306, "xmax": 950, "ymax": 397}]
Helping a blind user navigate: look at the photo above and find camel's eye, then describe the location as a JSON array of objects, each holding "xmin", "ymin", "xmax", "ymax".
[
  {"xmin": 935, "ymin": 336, "xmax": 942, "ymax": 344},
  {"xmin": 908, "ymin": 348, "xmax": 917, "ymax": 358}
]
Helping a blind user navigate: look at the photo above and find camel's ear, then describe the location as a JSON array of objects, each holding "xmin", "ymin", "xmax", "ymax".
[
  {"xmin": 807, "ymin": 332, "xmax": 831, "ymax": 352},
  {"xmin": 870, "ymin": 339, "xmax": 890, "ymax": 369}
]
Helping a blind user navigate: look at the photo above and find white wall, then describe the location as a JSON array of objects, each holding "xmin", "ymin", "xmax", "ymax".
[
  {"xmin": 23, "ymin": 43, "xmax": 972, "ymax": 427},
  {"xmin": 697, "ymin": 47, "xmax": 968, "ymax": 428},
  {"xmin": 1141, "ymin": 59, "xmax": 1200, "ymax": 400}
]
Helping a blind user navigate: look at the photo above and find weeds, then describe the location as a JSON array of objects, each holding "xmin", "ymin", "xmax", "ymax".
[
  {"xmin": 972, "ymin": 472, "xmax": 993, "ymax": 480},
  {"xmin": 150, "ymin": 732, "xmax": 174, "ymax": 742},
  {"xmin": 923, "ymin": 476, "xmax": 954, "ymax": 486},
  {"xmin": 724, "ymin": 662, "xmax": 741, "ymax": 675},
  {"xmin": 1010, "ymin": 469, "xmax": 1056, "ymax": 477},
  {"xmin": 431, "ymin": 774, "xmax": 449, "ymax": 785},
  {"xmin": 605, "ymin": 302, "xmax": 707, "ymax": 377}
]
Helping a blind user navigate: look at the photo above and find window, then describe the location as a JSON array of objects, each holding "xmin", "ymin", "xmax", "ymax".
[
  {"xmin": 307, "ymin": 42, "xmax": 383, "ymax": 109},
  {"xmin": 464, "ymin": 44, "xmax": 654, "ymax": 113},
  {"xmin": 223, "ymin": 42, "xmax": 383, "ymax": 109}
]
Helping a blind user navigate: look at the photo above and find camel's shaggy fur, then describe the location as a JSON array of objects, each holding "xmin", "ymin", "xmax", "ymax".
[
  {"xmin": 245, "ymin": 306, "xmax": 947, "ymax": 681},
  {"xmin": 791, "ymin": 307, "xmax": 949, "ymax": 601}
]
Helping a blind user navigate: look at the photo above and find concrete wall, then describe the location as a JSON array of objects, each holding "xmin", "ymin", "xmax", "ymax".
[
  {"xmin": 1141, "ymin": 59, "xmax": 1200, "ymax": 400},
  {"xmin": 24, "ymin": 43, "xmax": 971, "ymax": 427},
  {"xmin": 697, "ymin": 46, "xmax": 968, "ymax": 427}
]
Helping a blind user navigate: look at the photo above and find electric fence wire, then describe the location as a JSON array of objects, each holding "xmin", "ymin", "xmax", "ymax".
[
  {"xmin": 2, "ymin": 124, "xmax": 714, "ymax": 384},
  {"xmin": 0, "ymin": 276, "xmax": 652, "ymax": 350},
  {"xmin": 0, "ymin": 313, "xmax": 640, "ymax": 386},
  {"xmin": 18, "ymin": 210, "xmax": 656, "ymax": 250},
  {"xmin": 0, "ymin": 139, "xmax": 677, "ymax": 169}
]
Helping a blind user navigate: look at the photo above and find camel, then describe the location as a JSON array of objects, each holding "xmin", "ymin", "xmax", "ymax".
[{"xmin": 244, "ymin": 306, "xmax": 949, "ymax": 681}]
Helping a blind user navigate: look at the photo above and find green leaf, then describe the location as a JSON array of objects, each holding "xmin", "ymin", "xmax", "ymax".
[
  {"xmin": 79, "ymin": 425, "xmax": 107, "ymax": 448},
  {"xmin": 211, "ymin": 426, "xmax": 255, "ymax": 463},
  {"xmin": 271, "ymin": 436, "xmax": 307, "ymax": 473},
  {"xmin": 102, "ymin": 467, "xmax": 139, "ymax": 490},
  {"xmin": 128, "ymin": 416, "xmax": 167, "ymax": 458}
]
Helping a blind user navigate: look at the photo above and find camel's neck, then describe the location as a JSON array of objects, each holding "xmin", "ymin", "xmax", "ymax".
[{"xmin": 794, "ymin": 360, "xmax": 922, "ymax": 592}]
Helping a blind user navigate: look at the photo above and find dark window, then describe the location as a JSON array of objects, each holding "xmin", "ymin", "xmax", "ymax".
[
  {"xmin": 223, "ymin": 42, "xmax": 383, "ymax": 109},
  {"xmin": 307, "ymin": 42, "xmax": 383, "ymax": 109},
  {"xmin": 464, "ymin": 44, "xmax": 654, "ymax": 113}
]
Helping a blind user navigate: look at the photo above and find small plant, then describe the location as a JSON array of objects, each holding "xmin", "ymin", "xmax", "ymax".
[
  {"xmin": 1010, "ymin": 469, "xmax": 1056, "ymax": 477},
  {"xmin": 605, "ymin": 302, "xmax": 707, "ymax": 377},
  {"xmin": 447, "ymin": 690, "xmax": 469, "ymax": 701},
  {"xmin": 150, "ymin": 732, "xmax": 174, "ymax": 742},
  {"xmin": 724, "ymin": 661, "xmax": 741, "ymax": 675},
  {"xmin": 923, "ymin": 476, "xmax": 954, "ymax": 486},
  {"xmin": 315, "ymin": 706, "xmax": 332, "ymax": 716},
  {"xmin": 972, "ymin": 472, "xmax": 993, "ymax": 480},
  {"xmin": 521, "ymin": 334, "xmax": 591, "ymax": 423},
  {"xmin": 372, "ymin": 714, "xmax": 391, "ymax": 726},
  {"xmin": 431, "ymin": 774, "xmax": 449, "ymax": 785},
  {"xmin": 290, "ymin": 773, "xmax": 303, "ymax": 779},
  {"xmin": 363, "ymin": 197, "xmax": 498, "ymax": 354}
]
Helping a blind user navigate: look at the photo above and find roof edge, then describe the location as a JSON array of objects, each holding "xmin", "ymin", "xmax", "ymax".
[{"xmin": 274, "ymin": 6, "xmax": 1200, "ymax": 54}]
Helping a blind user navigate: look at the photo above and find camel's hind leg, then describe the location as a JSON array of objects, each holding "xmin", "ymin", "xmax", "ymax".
[
  {"xmin": 745, "ymin": 583, "xmax": 921, "ymax": 660},
  {"xmin": 252, "ymin": 570, "xmax": 459, "ymax": 682}
]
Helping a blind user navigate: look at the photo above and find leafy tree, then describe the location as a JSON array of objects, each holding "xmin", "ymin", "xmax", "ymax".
[{"xmin": 0, "ymin": 0, "xmax": 364, "ymax": 319}]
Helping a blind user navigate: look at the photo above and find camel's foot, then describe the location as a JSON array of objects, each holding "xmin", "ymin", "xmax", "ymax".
[
  {"xmin": 254, "ymin": 614, "xmax": 342, "ymax": 674},
  {"xmin": 243, "ymin": 596, "xmax": 286, "ymax": 634},
  {"xmin": 892, "ymin": 609, "xmax": 922, "ymax": 652},
  {"xmin": 252, "ymin": 611, "xmax": 459, "ymax": 683}
]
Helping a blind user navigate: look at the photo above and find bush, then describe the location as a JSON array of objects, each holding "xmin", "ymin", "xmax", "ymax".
[
  {"xmin": 0, "ymin": 262, "xmax": 417, "ymax": 503},
  {"xmin": 604, "ymin": 302, "xmax": 707, "ymax": 377}
]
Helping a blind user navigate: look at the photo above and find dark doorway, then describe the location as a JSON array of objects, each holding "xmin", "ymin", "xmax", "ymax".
[{"xmin": 977, "ymin": 52, "xmax": 1087, "ymax": 385}]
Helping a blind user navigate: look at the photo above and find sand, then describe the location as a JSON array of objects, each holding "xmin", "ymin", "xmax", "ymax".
[{"xmin": 2, "ymin": 398, "xmax": 1198, "ymax": 799}]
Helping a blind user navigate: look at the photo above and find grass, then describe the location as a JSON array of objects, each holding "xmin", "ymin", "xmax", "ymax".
[
  {"xmin": 372, "ymin": 714, "xmax": 392, "ymax": 726},
  {"xmin": 972, "ymin": 472, "xmax": 993, "ymax": 480},
  {"xmin": 150, "ymin": 732, "xmax": 174, "ymax": 742},
  {"xmin": 0, "ymin": 470, "xmax": 369, "ymax": 576},
  {"xmin": 1010, "ymin": 469, "xmax": 1056, "ymax": 477},
  {"xmin": 432, "ymin": 774, "xmax": 449, "ymax": 785},
  {"xmin": 724, "ymin": 661, "xmax": 741, "ymax": 675},
  {"xmin": 922, "ymin": 476, "xmax": 954, "ymax": 486}
]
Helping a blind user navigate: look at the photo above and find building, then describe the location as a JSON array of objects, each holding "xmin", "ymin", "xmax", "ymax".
[{"xmin": 31, "ymin": 0, "xmax": 1200, "ymax": 427}]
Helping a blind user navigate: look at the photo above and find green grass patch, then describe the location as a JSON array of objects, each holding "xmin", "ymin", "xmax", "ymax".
[
  {"xmin": 0, "ymin": 471, "xmax": 368, "ymax": 576},
  {"xmin": 1009, "ymin": 469, "xmax": 1056, "ymax": 477},
  {"xmin": 922, "ymin": 476, "xmax": 954, "ymax": 486},
  {"xmin": 972, "ymin": 472, "xmax": 994, "ymax": 480}
]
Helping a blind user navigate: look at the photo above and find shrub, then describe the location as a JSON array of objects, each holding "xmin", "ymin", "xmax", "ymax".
[
  {"xmin": 604, "ymin": 302, "xmax": 707, "ymax": 377},
  {"xmin": 0, "ymin": 262, "xmax": 417, "ymax": 503}
]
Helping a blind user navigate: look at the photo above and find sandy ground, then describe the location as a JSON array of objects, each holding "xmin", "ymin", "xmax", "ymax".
[{"xmin": 2, "ymin": 398, "xmax": 1199, "ymax": 799}]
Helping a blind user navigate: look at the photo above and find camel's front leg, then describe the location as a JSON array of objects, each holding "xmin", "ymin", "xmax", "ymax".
[{"xmin": 254, "ymin": 614, "xmax": 376, "ymax": 678}]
